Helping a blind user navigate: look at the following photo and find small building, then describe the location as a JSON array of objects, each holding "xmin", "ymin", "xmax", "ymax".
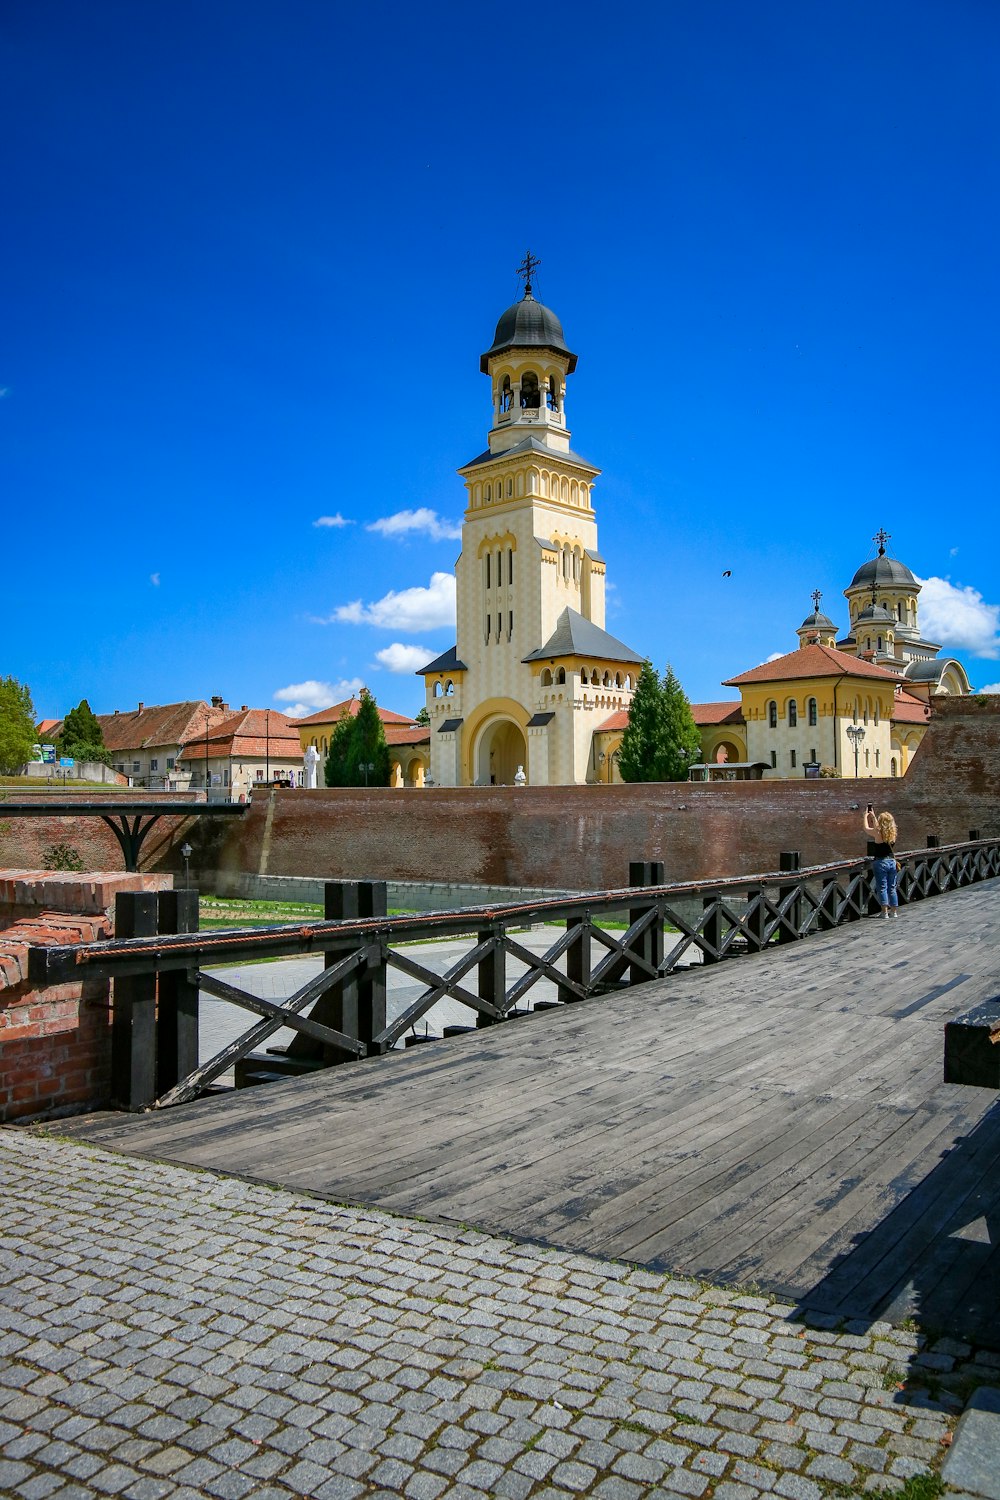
[
  {"xmin": 175, "ymin": 708, "xmax": 303, "ymax": 798},
  {"xmin": 97, "ymin": 699, "xmax": 233, "ymax": 790},
  {"xmin": 294, "ymin": 697, "xmax": 431, "ymax": 788}
]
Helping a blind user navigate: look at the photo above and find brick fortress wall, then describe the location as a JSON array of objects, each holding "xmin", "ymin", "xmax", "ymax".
[
  {"xmin": 216, "ymin": 697, "xmax": 1000, "ymax": 889},
  {"xmin": 0, "ymin": 872, "xmax": 171, "ymax": 1122}
]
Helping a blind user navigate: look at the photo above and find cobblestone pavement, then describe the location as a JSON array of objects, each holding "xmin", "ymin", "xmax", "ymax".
[{"xmin": 2, "ymin": 1131, "xmax": 998, "ymax": 1500}]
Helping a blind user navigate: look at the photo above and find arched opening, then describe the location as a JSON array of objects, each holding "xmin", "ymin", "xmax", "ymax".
[
  {"xmin": 445, "ymin": 680, "xmax": 455, "ymax": 697},
  {"xmin": 768, "ymin": 700, "xmax": 778, "ymax": 729},
  {"xmin": 433, "ymin": 682, "xmax": 443, "ymax": 698},
  {"xmin": 520, "ymin": 371, "xmax": 540, "ymax": 409},
  {"xmin": 555, "ymin": 667, "xmax": 566, "ymax": 685},
  {"xmin": 788, "ymin": 701, "xmax": 798, "ymax": 728},
  {"xmin": 546, "ymin": 375, "xmax": 559, "ymax": 411},
  {"xmin": 808, "ymin": 697, "xmax": 818, "ymax": 727},
  {"xmin": 540, "ymin": 668, "xmax": 553, "ymax": 687},
  {"xmin": 499, "ymin": 374, "xmax": 512, "ymax": 413},
  {"xmin": 476, "ymin": 718, "xmax": 528, "ymax": 786}
]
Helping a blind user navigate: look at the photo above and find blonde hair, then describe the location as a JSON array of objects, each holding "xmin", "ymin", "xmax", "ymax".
[{"xmin": 877, "ymin": 811, "xmax": 897, "ymax": 845}]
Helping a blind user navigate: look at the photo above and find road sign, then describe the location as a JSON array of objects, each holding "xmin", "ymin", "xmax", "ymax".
[{"xmin": 59, "ymin": 757, "xmax": 75, "ymax": 768}]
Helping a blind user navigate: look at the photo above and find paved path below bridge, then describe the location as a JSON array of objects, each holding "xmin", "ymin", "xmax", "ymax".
[{"xmin": 55, "ymin": 882, "xmax": 1000, "ymax": 1346}]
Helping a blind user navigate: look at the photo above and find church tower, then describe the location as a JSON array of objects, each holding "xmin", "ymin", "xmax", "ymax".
[{"xmin": 419, "ymin": 256, "xmax": 642, "ymax": 786}]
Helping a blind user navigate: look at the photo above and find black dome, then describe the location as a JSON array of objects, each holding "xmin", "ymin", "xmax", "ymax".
[
  {"xmin": 849, "ymin": 555, "xmax": 917, "ymax": 590},
  {"xmin": 798, "ymin": 608, "xmax": 836, "ymax": 631},
  {"xmin": 480, "ymin": 293, "xmax": 577, "ymax": 373}
]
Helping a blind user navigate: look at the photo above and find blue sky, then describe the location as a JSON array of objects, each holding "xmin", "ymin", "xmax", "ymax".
[{"xmin": 3, "ymin": 0, "xmax": 999, "ymax": 722}]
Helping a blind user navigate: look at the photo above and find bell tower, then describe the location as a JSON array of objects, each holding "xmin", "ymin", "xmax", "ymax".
[{"xmin": 419, "ymin": 257, "xmax": 642, "ymax": 787}]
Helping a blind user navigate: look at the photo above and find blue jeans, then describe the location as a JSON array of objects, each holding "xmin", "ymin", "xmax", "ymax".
[{"xmin": 873, "ymin": 856, "xmax": 899, "ymax": 909}]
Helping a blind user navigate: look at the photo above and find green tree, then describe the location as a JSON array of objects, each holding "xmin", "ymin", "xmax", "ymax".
[
  {"xmin": 0, "ymin": 675, "xmax": 37, "ymax": 775},
  {"xmin": 58, "ymin": 698, "xmax": 111, "ymax": 765},
  {"xmin": 414, "ymin": 705, "xmax": 430, "ymax": 726},
  {"xmin": 324, "ymin": 690, "xmax": 391, "ymax": 787},
  {"xmin": 617, "ymin": 661, "xmax": 701, "ymax": 783}
]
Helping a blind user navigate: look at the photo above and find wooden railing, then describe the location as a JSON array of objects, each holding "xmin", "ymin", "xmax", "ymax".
[{"xmin": 27, "ymin": 836, "xmax": 1000, "ymax": 1113}]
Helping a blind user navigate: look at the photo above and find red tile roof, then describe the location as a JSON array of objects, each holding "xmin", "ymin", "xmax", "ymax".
[
  {"xmin": 97, "ymin": 701, "xmax": 231, "ymax": 753},
  {"xmin": 176, "ymin": 708, "xmax": 301, "ymax": 762},
  {"xmin": 723, "ymin": 644, "xmax": 902, "ymax": 687},
  {"xmin": 294, "ymin": 698, "xmax": 417, "ymax": 728},
  {"xmin": 690, "ymin": 701, "xmax": 746, "ymax": 726},
  {"xmin": 383, "ymin": 724, "xmax": 431, "ymax": 747},
  {"xmin": 892, "ymin": 691, "xmax": 933, "ymax": 724},
  {"xmin": 596, "ymin": 710, "xmax": 629, "ymax": 733}
]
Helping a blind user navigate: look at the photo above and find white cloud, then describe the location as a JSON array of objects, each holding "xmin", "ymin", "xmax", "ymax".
[
  {"xmin": 950, "ymin": 547, "xmax": 960, "ymax": 557},
  {"xmin": 374, "ymin": 643, "xmax": 434, "ymax": 674},
  {"xmin": 150, "ymin": 572, "xmax": 160, "ymax": 587},
  {"xmin": 974, "ymin": 682, "xmax": 1000, "ymax": 695},
  {"xmin": 766, "ymin": 651, "xmax": 784, "ymax": 662},
  {"xmin": 313, "ymin": 513, "xmax": 352, "ymax": 528},
  {"xmin": 366, "ymin": 508, "xmax": 461, "ymax": 543},
  {"xmin": 914, "ymin": 575, "xmax": 1000, "ymax": 659},
  {"xmin": 328, "ymin": 571, "xmax": 456, "ymax": 632},
  {"xmin": 273, "ymin": 677, "xmax": 364, "ymax": 717}
]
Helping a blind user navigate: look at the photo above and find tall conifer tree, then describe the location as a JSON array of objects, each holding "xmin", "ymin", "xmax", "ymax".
[
  {"xmin": 323, "ymin": 690, "xmax": 391, "ymax": 786},
  {"xmin": 58, "ymin": 699, "xmax": 110, "ymax": 765},
  {"xmin": 617, "ymin": 661, "xmax": 701, "ymax": 782}
]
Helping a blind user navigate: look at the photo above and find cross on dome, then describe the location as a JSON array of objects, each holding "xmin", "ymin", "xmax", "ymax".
[
  {"xmin": 874, "ymin": 526, "xmax": 891, "ymax": 556},
  {"xmin": 516, "ymin": 249, "xmax": 541, "ymax": 297},
  {"xmin": 811, "ymin": 588, "xmax": 823, "ymax": 611}
]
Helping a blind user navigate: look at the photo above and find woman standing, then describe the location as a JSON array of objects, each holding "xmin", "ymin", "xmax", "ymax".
[{"xmin": 864, "ymin": 805, "xmax": 899, "ymax": 918}]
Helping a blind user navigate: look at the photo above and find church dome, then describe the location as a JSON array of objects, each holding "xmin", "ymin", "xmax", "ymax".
[
  {"xmin": 481, "ymin": 293, "xmax": 578, "ymax": 373},
  {"xmin": 848, "ymin": 555, "xmax": 917, "ymax": 590},
  {"xmin": 853, "ymin": 601, "xmax": 897, "ymax": 625},
  {"xmin": 798, "ymin": 607, "xmax": 836, "ymax": 632}
]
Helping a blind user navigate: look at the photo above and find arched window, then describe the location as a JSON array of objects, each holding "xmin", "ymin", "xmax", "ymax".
[
  {"xmin": 556, "ymin": 667, "xmax": 566, "ymax": 685},
  {"xmin": 546, "ymin": 375, "xmax": 559, "ymax": 411},
  {"xmin": 542, "ymin": 473, "xmax": 549, "ymax": 497},
  {"xmin": 615, "ymin": 673, "xmax": 624, "ymax": 688},
  {"xmin": 433, "ymin": 682, "xmax": 443, "ymax": 698},
  {"xmin": 485, "ymin": 483, "xmax": 491, "ymax": 503},
  {"xmin": 624, "ymin": 674, "xmax": 632, "ymax": 691},
  {"xmin": 561, "ymin": 477, "xmax": 569, "ymax": 502},
  {"xmin": 788, "ymin": 701, "xmax": 798, "ymax": 728},
  {"xmin": 507, "ymin": 547, "xmax": 514, "ymax": 585},
  {"xmin": 877, "ymin": 636, "xmax": 883, "ymax": 652},
  {"xmin": 603, "ymin": 671, "xmax": 611, "ymax": 687},
  {"xmin": 541, "ymin": 669, "xmax": 552, "ymax": 687},
  {"xmin": 768, "ymin": 700, "xmax": 778, "ymax": 729},
  {"xmin": 891, "ymin": 757, "xmax": 898, "ymax": 777},
  {"xmin": 520, "ymin": 371, "xmax": 540, "ymax": 409},
  {"xmin": 579, "ymin": 669, "xmax": 588, "ymax": 685},
  {"xmin": 807, "ymin": 697, "xmax": 818, "ymax": 727},
  {"xmin": 500, "ymin": 374, "xmax": 512, "ymax": 412},
  {"xmin": 507, "ymin": 478, "xmax": 513, "ymax": 498},
  {"xmin": 445, "ymin": 680, "xmax": 454, "ymax": 697},
  {"xmin": 485, "ymin": 554, "xmax": 491, "ymax": 590}
]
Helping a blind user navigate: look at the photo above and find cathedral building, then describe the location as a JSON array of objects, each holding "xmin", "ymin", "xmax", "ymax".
[
  {"xmin": 691, "ymin": 531, "xmax": 970, "ymax": 780},
  {"xmin": 419, "ymin": 260, "xmax": 642, "ymax": 786}
]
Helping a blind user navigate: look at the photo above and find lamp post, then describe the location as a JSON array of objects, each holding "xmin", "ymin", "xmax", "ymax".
[
  {"xmin": 846, "ymin": 723, "xmax": 866, "ymax": 779},
  {"xmin": 181, "ymin": 842, "xmax": 192, "ymax": 891},
  {"xmin": 265, "ymin": 709, "xmax": 270, "ymax": 785},
  {"xmin": 360, "ymin": 761, "xmax": 374, "ymax": 787},
  {"xmin": 203, "ymin": 712, "xmax": 211, "ymax": 800}
]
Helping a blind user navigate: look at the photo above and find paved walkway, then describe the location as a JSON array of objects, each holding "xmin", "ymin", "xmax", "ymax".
[
  {"xmin": 2, "ymin": 1129, "xmax": 997, "ymax": 1500},
  {"xmin": 63, "ymin": 881, "xmax": 1000, "ymax": 1346}
]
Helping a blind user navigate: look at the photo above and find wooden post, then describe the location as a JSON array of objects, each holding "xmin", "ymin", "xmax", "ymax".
[
  {"xmin": 776, "ymin": 851, "xmax": 801, "ymax": 943},
  {"xmin": 477, "ymin": 924, "xmax": 505, "ymax": 1025},
  {"xmin": 745, "ymin": 884, "xmax": 768, "ymax": 950},
  {"xmin": 560, "ymin": 914, "xmax": 591, "ymax": 1002},
  {"xmin": 111, "ymin": 891, "xmax": 159, "ymax": 1110},
  {"xmin": 701, "ymin": 894, "xmax": 722, "ymax": 964},
  {"xmin": 628, "ymin": 860, "xmax": 664, "ymax": 985},
  {"xmin": 285, "ymin": 880, "xmax": 387, "ymax": 1060},
  {"xmin": 155, "ymin": 889, "xmax": 200, "ymax": 1096}
]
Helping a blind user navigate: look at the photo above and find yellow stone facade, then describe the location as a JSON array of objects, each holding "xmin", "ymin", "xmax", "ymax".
[{"xmin": 421, "ymin": 279, "xmax": 642, "ymax": 786}]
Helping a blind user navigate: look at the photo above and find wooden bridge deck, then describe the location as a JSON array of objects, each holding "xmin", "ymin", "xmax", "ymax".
[{"xmin": 55, "ymin": 880, "xmax": 1000, "ymax": 1345}]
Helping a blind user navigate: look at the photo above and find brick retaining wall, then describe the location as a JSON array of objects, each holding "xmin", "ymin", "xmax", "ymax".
[
  {"xmin": 0, "ymin": 871, "xmax": 171, "ymax": 1122},
  {"xmin": 212, "ymin": 698, "xmax": 1000, "ymax": 889}
]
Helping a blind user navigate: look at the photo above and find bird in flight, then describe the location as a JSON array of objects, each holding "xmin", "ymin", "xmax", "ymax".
[{"xmin": 722, "ymin": 570, "xmax": 732, "ymax": 578}]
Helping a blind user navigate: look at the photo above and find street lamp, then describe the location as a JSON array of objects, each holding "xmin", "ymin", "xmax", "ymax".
[
  {"xmin": 181, "ymin": 842, "xmax": 192, "ymax": 890},
  {"xmin": 360, "ymin": 761, "xmax": 374, "ymax": 787},
  {"xmin": 265, "ymin": 709, "xmax": 270, "ymax": 784},
  {"xmin": 845, "ymin": 723, "xmax": 866, "ymax": 779},
  {"xmin": 203, "ymin": 712, "xmax": 211, "ymax": 800}
]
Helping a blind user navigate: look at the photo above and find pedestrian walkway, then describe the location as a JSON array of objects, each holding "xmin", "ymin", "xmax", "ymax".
[
  {"xmin": 59, "ymin": 880, "xmax": 1000, "ymax": 1346},
  {"xmin": 2, "ymin": 1129, "xmax": 996, "ymax": 1500}
]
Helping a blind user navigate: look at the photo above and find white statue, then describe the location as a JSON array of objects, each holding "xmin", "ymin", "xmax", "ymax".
[
  {"xmin": 303, "ymin": 744, "xmax": 320, "ymax": 789},
  {"xmin": 514, "ymin": 764, "xmax": 527, "ymax": 787}
]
